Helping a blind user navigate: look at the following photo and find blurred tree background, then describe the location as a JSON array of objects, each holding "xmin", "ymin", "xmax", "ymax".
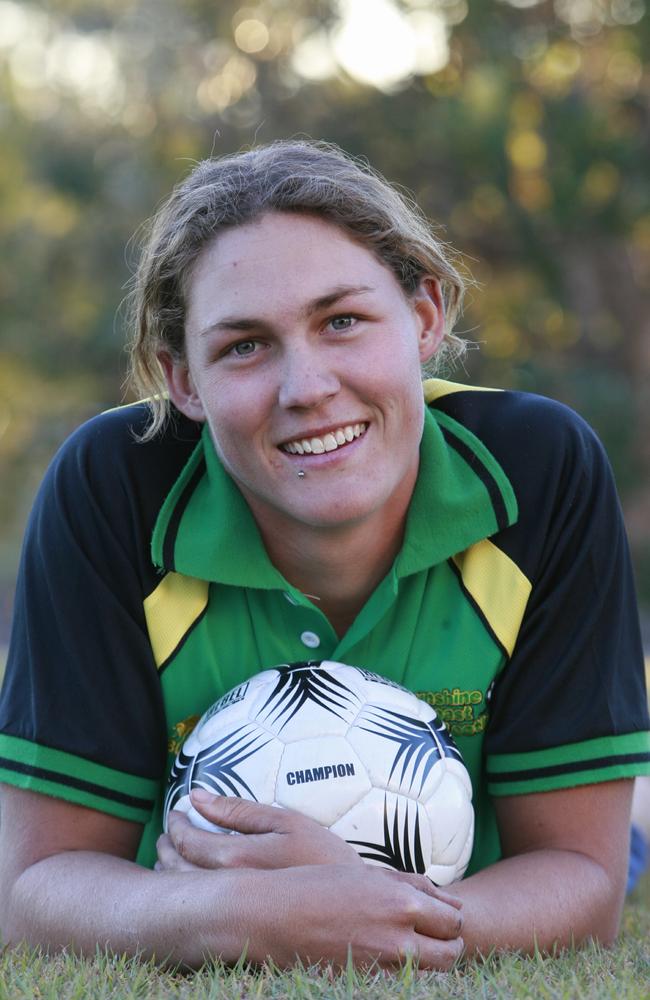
[{"xmin": 1, "ymin": 0, "xmax": 649, "ymax": 640}]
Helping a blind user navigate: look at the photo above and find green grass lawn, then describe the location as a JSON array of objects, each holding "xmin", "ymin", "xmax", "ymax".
[{"xmin": 0, "ymin": 874, "xmax": 648, "ymax": 999}]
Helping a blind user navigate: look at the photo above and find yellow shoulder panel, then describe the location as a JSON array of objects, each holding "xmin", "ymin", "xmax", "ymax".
[
  {"xmin": 452, "ymin": 539, "xmax": 531, "ymax": 657},
  {"xmin": 143, "ymin": 572, "xmax": 209, "ymax": 669},
  {"xmin": 423, "ymin": 378, "xmax": 502, "ymax": 404}
]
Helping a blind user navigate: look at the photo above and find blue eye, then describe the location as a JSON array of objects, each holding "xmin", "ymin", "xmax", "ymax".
[
  {"xmin": 232, "ymin": 340, "xmax": 257, "ymax": 356},
  {"xmin": 330, "ymin": 316, "xmax": 354, "ymax": 331}
]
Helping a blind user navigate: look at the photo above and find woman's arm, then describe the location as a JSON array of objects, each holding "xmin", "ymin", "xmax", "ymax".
[
  {"xmin": 451, "ymin": 779, "xmax": 633, "ymax": 954},
  {"xmin": 159, "ymin": 779, "xmax": 633, "ymax": 956},
  {"xmin": 0, "ymin": 784, "xmax": 463, "ymax": 969}
]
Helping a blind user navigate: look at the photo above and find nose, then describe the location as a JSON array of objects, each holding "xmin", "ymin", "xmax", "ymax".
[{"xmin": 277, "ymin": 348, "xmax": 341, "ymax": 410}]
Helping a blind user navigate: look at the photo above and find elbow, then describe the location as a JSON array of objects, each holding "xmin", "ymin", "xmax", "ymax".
[
  {"xmin": 588, "ymin": 900, "xmax": 624, "ymax": 949},
  {"xmin": 586, "ymin": 910, "xmax": 623, "ymax": 949},
  {"xmin": 573, "ymin": 858, "xmax": 627, "ymax": 950}
]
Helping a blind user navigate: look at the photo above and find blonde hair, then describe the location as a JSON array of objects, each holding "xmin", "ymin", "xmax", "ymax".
[{"xmin": 127, "ymin": 139, "xmax": 469, "ymax": 439}]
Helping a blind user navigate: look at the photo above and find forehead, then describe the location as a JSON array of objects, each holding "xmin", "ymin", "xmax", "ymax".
[{"xmin": 185, "ymin": 212, "xmax": 400, "ymax": 326}]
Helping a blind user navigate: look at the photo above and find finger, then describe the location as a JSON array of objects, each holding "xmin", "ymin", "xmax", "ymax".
[
  {"xmin": 155, "ymin": 831, "xmax": 200, "ymax": 872},
  {"xmin": 405, "ymin": 931, "xmax": 465, "ymax": 972},
  {"xmin": 385, "ymin": 874, "xmax": 463, "ymax": 941},
  {"xmin": 190, "ymin": 790, "xmax": 290, "ymax": 835},
  {"xmin": 167, "ymin": 809, "xmax": 237, "ymax": 868},
  {"xmin": 359, "ymin": 869, "xmax": 464, "ymax": 943},
  {"xmin": 428, "ymin": 887, "xmax": 463, "ymax": 910},
  {"xmin": 413, "ymin": 894, "xmax": 464, "ymax": 943},
  {"xmin": 166, "ymin": 808, "xmax": 194, "ymax": 840},
  {"xmin": 390, "ymin": 870, "xmax": 463, "ymax": 909}
]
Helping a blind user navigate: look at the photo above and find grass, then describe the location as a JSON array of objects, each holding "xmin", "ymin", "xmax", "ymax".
[{"xmin": 0, "ymin": 874, "xmax": 648, "ymax": 999}]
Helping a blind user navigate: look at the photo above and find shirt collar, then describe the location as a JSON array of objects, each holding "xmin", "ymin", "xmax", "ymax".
[
  {"xmin": 152, "ymin": 403, "xmax": 518, "ymax": 585},
  {"xmin": 396, "ymin": 407, "xmax": 517, "ymax": 576}
]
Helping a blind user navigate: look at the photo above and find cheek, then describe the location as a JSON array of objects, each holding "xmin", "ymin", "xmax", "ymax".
[
  {"xmin": 205, "ymin": 400, "xmax": 276, "ymax": 470},
  {"xmin": 369, "ymin": 324, "xmax": 424, "ymax": 378},
  {"xmin": 367, "ymin": 342, "xmax": 425, "ymax": 401},
  {"xmin": 197, "ymin": 374, "xmax": 254, "ymax": 429}
]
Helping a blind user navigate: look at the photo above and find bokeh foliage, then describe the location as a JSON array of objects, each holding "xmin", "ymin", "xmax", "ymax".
[{"xmin": 1, "ymin": 0, "xmax": 649, "ymax": 613}]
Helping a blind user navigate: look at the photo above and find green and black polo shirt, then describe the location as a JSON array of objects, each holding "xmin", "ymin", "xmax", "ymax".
[{"xmin": 1, "ymin": 378, "xmax": 648, "ymax": 875}]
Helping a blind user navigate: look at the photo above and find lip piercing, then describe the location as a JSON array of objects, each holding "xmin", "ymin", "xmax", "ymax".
[{"xmin": 297, "ymin": 470, "xmax": 305, "ymax": 478}]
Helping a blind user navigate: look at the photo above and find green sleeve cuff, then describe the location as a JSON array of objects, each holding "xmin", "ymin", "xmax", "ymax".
[
  {"xmin": 486, "ymin": 731, "xmax": 650, "ymax": 796},
  {"xmin": 0, "ymin": 733, "xmax": 159, "ymax": 824}
]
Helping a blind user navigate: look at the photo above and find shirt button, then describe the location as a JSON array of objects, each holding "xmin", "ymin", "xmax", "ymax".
[
  {"xmin": 284, "ymin": 592, "xmax": 299, "ymax": 606},
  {"xmin": 300, "ymin": 631, "xmax": 320, "ymax": 649}
]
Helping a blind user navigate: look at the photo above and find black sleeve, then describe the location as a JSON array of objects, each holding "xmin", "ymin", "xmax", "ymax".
[
  {"xmin": 488, "ymin": 403, "xmax": 647, "ymax": 751},
  {"xmin": 0, "ymin": 405, "xmax": 199, "ymax": 819},
  {"xmin": 437, "ymin": 389, "xmax": 649, "ymax": 790}
]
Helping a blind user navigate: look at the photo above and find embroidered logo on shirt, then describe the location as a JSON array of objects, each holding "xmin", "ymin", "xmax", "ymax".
[
  {"xmin": 416, "ymin": 688, "xmax": 488, "ymax": 737},
  {"xmin": 168, "ymin": 713, "xmax": 200, "ymax": 754}
]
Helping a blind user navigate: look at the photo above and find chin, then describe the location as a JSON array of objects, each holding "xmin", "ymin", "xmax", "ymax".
[{"xmin": 295, "ymin": 499, "xmax": 384, "ymax": 531}]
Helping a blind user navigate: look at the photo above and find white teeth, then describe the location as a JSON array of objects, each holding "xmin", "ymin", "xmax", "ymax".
[{"xmin": 282, "ymin": 422, "xmax": 367, "ymax": 456}]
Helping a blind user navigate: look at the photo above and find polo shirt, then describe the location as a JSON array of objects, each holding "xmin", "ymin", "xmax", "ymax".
[{"xmin": 1, "ymin": 379, "xmax": 648, "ymax": 876}]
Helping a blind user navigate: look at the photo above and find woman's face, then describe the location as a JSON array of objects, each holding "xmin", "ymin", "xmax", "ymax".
[{"xmin": 163, "ymin": 211, "xmax": 444, "ymax": 543}]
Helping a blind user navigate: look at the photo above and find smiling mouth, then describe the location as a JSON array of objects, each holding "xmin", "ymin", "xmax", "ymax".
[{"xmin": 280, "ymin": 423, "xmax": 368, "ymax": 456}]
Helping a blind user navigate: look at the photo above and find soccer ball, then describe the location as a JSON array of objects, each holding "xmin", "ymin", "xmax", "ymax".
[{"xmin": 164, "ymin": 661, "xmax": 474, "ymax": 885}]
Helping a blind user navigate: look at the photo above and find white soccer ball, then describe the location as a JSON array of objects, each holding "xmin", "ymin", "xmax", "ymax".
[{"xmin": 164, "ymin": 660, "xmax": 474, "ymax": 885}]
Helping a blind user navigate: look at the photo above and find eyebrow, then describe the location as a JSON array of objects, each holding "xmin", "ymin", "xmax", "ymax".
[{"xmin": 197, "ymin": 284, "xmax": 375, "ymax": 337}]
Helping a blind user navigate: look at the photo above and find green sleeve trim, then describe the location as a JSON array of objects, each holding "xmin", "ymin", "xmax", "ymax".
[
  {"xmin": 488, "ymin": 761, "xmax": 650, "ymax": 797},
  {"xmin": 486, "ymin": 731, "xmax": 650, "ymax": 795},
  {"xmin": 487, "ymin": 731, "xmax": 650, "ymax": 772},
  {"xmin": 0, "ymin": 733, "xmax": 159, "ymax": 796},
  {"xmin": 0, "ymin": 768, "xmax": 153, "ymax": 824},
  {"xmin": 0, "ymin": 734, "xmax": 159, "ymax": 823}
]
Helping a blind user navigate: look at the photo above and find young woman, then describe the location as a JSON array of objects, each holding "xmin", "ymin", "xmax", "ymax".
[{"xmin": 0, "ymin": 140, "xmax": 648, "ymax": 969}]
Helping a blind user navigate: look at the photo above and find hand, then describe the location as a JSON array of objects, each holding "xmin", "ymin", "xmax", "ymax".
[
  {"xmin": 247, "ymin": 864, "xmax": 464, "ymax": 970},
  {"xmin": 157, "ymin": 790, "xmax": 364, "ymax": 872}
]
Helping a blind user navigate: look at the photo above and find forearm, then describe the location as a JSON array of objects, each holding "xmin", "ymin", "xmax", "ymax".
[
  {"xmin": 453, "ymin": 848, "xmax": 626, "ymax": 957},
  {"xmin": 4, "ymin": 852, "xmax": 465, "ymax": 970},
  {"xmin": 5, "ymin": 851, "xmax": 259, "ymax": 967}
]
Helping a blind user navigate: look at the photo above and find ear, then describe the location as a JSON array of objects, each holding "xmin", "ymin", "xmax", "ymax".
[
  {"xmin": 412, "ymin": 278, "xmax": 446, "ymax": 365},
  {"xmin": 157, "ymin": 351, "xmax": 206, "ymax": 423}
]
